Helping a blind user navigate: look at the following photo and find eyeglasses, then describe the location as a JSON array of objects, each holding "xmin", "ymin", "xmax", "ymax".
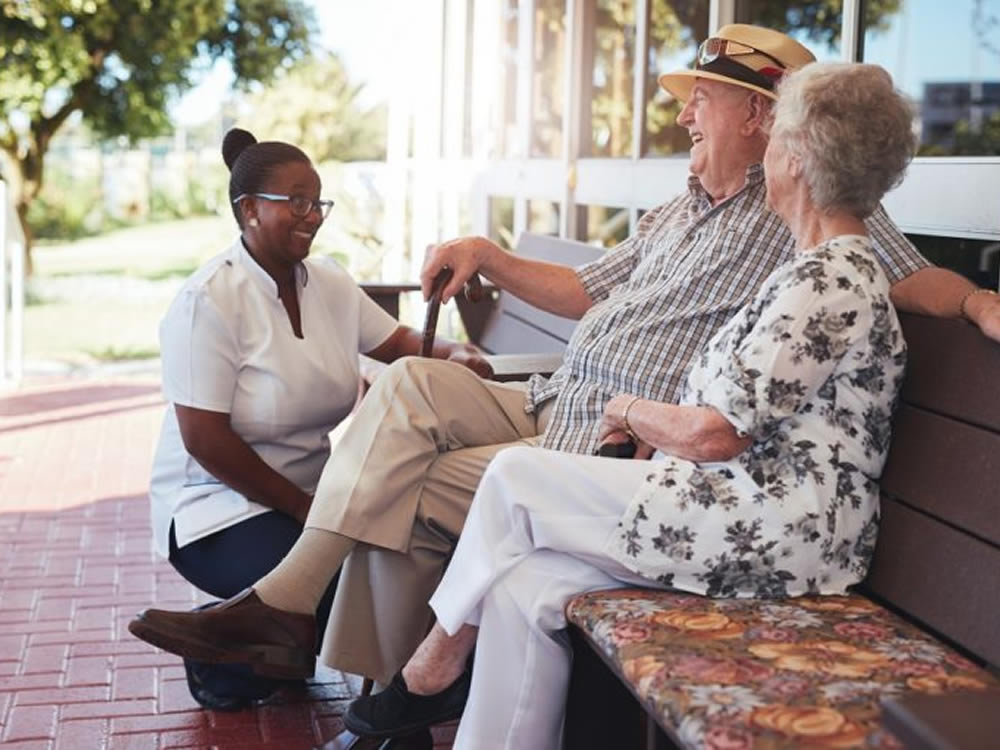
[
  {"xmin": 233, "ymin": 193, "xmax": 335, "ymax": 219},
  {"xmin": 696, "ymin": 37, "xmax": 785, "ymax": 70}
]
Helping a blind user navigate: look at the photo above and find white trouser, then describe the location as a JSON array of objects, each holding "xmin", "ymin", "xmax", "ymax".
[{"xmin": 429, "ymin": 446, "xmax": 660, "ymax": 750}]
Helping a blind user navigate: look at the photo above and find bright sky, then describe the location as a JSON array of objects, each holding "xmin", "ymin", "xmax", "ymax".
[{"xmin": 171, "ymin": 0, "xmax": 401, "ymax": 126}]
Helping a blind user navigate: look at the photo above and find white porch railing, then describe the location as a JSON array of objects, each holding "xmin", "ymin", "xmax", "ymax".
[{"xmin": 0, "ymin": 180, "xmax": 25, "ymax": 387}]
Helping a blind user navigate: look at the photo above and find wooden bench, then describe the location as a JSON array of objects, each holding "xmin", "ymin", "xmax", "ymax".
[
  {"xmin": 562, "ymin": 311, "xmax": 1000, "ymax": 749},
  {"xmin": 360, "ymin": 232, "xmax": 603, "ymax": 380}
]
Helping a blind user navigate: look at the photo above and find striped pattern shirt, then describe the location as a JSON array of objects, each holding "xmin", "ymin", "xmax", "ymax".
[{"xmin": 527, "ymin": 164, "xmax": 929, "ymax": 455}]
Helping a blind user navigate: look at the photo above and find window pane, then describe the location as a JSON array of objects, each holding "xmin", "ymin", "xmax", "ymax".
[
  {"xmin": 645, "ymin": 1, "xmax": 709, "ymax": 156},
  {"xmin": 862, "ymin": 0, "xmax": 1000, "ymax": 156},
  {"xmin": 734, "ymin": 0, "xmax": 842, "ymax": 61},
  {"xmin": 495, "ymin": 0, "xmax": 520, "ymax": 158},
  {"xmin": 488, "ymin": 196, "xmax": 516, "ymax": 250},
  {"xmin": 581, "ymin": 204, "xmax": 629, "ymax": 247},
  {"xmin": 532, "ymin": 0, "xmax": 567, "ymax": 157},
  {"xmin": 590, "ymin": 0, "xmax": 636, "ymax": 157},
  {"xmin": 528, "ymin": 200, "xmax": 561, "ymax": 235},
  {"xmin": 910, "ymin": 234, "xmax": 1000, "ymax": 290}
]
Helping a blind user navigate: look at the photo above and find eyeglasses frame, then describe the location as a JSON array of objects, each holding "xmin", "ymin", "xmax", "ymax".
[{"xmin": 232, "ymin": 193, "xmax": 335, "ymax": 219}]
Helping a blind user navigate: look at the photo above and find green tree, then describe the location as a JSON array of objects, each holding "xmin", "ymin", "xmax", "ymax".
[
  {"xmin": 243, "ymin": 53, "xmax": 387, "ymax": 163},
  {"xmin": 0, "ymin": 0, "xmax": 315, "ymax": 271}
]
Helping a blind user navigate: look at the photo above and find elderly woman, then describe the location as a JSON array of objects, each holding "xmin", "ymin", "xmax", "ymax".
[{"xmin": 344, "ymin": 62, "xmax": 915, "ymax": 748}]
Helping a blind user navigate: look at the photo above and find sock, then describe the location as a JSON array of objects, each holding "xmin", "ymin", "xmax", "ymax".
[{"xmin": 254, "ymin": 528, "xmax": 355, "ymax": 614}]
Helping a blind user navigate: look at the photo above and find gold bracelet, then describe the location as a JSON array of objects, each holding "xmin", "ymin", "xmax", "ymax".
[
  {"xmin": 622, "ymin": 396, "xmax": 641, "ymax": 440},
  {"xmin": 959, "ymin": 288, "xmax": 998, "ymax": 321}
]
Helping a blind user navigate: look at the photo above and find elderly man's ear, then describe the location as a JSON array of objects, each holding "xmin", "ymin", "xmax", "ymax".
[{"xmin": 741, "ymin": 92, "xmax": 772, "ymax": 136}]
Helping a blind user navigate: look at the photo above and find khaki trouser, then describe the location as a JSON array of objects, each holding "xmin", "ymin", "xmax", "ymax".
[{"xmin": 307, "ymin": 357, "xmax": 552, "ymax": 683}]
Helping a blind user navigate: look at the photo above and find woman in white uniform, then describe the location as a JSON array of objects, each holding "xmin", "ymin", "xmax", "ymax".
[
  {"xmin": 344, "ymin": 63, "xmax": 916, "ymax": 748},
  {"xmin": 147, "ymin": 128, "xmax": 490, "ymax": 709}
]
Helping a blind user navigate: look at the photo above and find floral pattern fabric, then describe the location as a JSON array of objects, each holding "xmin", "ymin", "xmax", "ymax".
[
  {"xmin": 566, "ymin": 589, "xmax": 999, "ymax": 749},
  {"xmin": 606, "ymin": 237, "xmax": 907, "ymax": 597}
]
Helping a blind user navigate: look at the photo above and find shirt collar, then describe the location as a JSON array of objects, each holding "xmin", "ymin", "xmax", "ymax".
[
  {"xmin": 687, "ymin": 163, "xmax": 765, "ymax": 205},
  {"xmin": 233, "ymin": 237, "xmax": 309, "ymax": 298}
]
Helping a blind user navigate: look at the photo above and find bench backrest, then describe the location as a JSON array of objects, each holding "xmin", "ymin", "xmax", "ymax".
[
  {"xmin": 456, "ymin": 232, "xmax": 604, "ymax": 354},
  {"xmin": 865, "ymin": 312, "xmax": 1000, "ymax": 668}
]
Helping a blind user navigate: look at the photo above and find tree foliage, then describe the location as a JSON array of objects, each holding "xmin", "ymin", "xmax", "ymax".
[
  {"xmin": 242, "ymin": 53, "xmax": 387, "ymax": 163},
  {"xmin": 0, "ymin": 0, "xmax": 315, "ymax": 269}
]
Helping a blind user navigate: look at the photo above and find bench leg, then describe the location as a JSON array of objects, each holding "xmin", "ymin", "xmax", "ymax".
[{"xmin": 564, "ymin": 628, "xmax": 680, "ymax": 749}]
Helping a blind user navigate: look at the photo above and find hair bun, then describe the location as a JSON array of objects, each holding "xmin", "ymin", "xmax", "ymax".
[{"xmin": 222, "ymin": 128, "xmax": 257, "ymax": 171}]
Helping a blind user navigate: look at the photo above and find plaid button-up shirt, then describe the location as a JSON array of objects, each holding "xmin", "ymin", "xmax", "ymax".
[{"xmin": 528, "ymin": 164, "xmax": 928, "ymax": 455}]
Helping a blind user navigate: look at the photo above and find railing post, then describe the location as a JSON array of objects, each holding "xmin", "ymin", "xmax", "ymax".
[
  {"xmin": 0, "ymin": 179, "xmax": 7, "ymax": 384},
  {"xmin": 0, "ymin": 179, "xmax": 25, "ymax": 386}
]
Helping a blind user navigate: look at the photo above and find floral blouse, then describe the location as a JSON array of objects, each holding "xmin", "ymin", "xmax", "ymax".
[{"xmin": 606, "ymin": 236, "xmax": 907, "ymax": 598}]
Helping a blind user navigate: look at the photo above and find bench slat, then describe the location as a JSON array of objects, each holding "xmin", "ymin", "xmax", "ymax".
[
  {"xmin": 881, "ymin": 404, "xmax": 1000, "ymax": 546},
  {"xmin": 864, "ymin": 497, "xmax": 1000, "ymax": 667},
  {"xmin": 898, "ymin": 312, "xmax": 1000, "ymax": 431}
]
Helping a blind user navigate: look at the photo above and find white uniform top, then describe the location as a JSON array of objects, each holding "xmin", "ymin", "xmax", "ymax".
[{"xmin": 149, "ymin": 237, "xmax": 398, "ymax": 557}]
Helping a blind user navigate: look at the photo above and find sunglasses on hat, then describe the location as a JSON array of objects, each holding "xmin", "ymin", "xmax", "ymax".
[{"xmin": 697, "ymin": 37, "xmax": 786, "ymax": 73}]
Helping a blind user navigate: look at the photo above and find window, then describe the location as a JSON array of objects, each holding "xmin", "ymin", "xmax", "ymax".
[
  {"xmin": 588, "ymin": 0, "xmax": 637, "ymax": 157},
  {"xmin": 910, "ymin": 234, "xmax": 1000, "ymax": 290},
  {"xmin": 528, "ymin": 199, "xmax": 560, "ymax": 235},
  {"xmin": 644, "ymin": 0, "xmax": 709, "ymax": 156},
  {"xmin": 532, "ymin": 0, "xmax": 567, "ymax": 157},
  {"xmin": 495, "ymin": 0, "xmax": 521, "ymax": 158},
  {"xmin": 580, "ymin": 204, "xmax": 629, "ymax": 247},
  {"xmin": 734, "ymin": 0, "xmax": 843, "ymax": 61},
  {"xmin": 489, "ymin": 196, "xmax": 516, "ymax": 250},
  {"xmin": 861, "ymin": 0, "xmax": 1000, "ymax": 156}
]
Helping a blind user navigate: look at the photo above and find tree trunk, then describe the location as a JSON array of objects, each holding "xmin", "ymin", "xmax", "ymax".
[{"xmin": 3, "ymin": 145, "xmax": 43, "ymax": 277}]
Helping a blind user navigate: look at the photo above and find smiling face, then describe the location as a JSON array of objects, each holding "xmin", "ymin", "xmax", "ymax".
[
  {"xmin": 244, "ymin": 160, "xmax": 323, "ymax": 268},
  {"xmin": 676, "ymin": 79, "xmax": 766, "ymax": 201}
]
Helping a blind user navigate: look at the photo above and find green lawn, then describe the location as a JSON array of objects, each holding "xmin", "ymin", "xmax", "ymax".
[{"xmin": 26, "ymin": 215, "xmax": 234, "ymax": 366}]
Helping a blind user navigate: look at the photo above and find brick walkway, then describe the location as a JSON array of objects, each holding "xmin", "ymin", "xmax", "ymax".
[{"xmin": 0, "ymin": 375, "xmax": 456, "ymax": 749}]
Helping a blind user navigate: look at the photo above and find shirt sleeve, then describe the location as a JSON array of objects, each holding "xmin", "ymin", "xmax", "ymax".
[
  {"xmin": 863, "ymin": 204, "xmax": 930, "ymax": 284},
  {"xmin": 695, "ymin": 258, "xmax": 873, "ymax": 439},
  {"xmin": 355, "ymin": 282, "xmax": 400, "ymax": 353},
  {"xmin": 159, "ymin": 287, "xmax": 239, "ymax": 412}
]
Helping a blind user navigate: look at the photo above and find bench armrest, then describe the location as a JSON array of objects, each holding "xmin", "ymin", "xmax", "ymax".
[{"xmin": 486, "ymin": 352, "xmax": 563, "ymax": 382}]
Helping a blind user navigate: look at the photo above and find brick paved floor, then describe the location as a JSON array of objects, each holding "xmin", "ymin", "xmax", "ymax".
[{"xmin": 0, "ymin": 375, "xmax": 457, "ymax": 749}]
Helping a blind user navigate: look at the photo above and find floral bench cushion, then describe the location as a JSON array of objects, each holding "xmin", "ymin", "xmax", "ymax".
[{"xmin": 566, "ymin": 589, "xmax": 998, "ymax": 749}]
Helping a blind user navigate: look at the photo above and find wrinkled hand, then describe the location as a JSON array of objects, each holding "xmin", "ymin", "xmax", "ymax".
[
  {"xmin": 421, "ymin": 237, "xmax": 494, "ymax": 304},
  {"xmin": 447, "ymin": 346, "xmax": 494, "ymax": 379},
  {"xmin": 597, "ymin": 395, "xmax": 654, "ymax": 460},
  {"xmin": 969, "ymin": 293, "xmax": 1000, "ymax": 344},
  {"xmin": 597, "ymin": 394, "xmax": 635, "ymax": 444}
]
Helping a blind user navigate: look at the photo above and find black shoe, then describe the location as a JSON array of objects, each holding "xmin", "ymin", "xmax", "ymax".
[{"xmin": 343, "ymin": 670, "xmax": 470, "ymax": 739}]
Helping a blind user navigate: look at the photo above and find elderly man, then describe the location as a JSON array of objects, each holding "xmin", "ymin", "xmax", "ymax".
[{"xmin": 130, "ymin": 23, "xmax": 1000, "ymax": 703}]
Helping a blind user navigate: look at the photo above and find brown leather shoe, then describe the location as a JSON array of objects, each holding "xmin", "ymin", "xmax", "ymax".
[{"xmin": 128, "ymin": 589, "xmax": 316, "ymax": 679}]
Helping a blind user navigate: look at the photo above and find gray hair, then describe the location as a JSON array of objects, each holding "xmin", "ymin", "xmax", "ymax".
[{"xmin": 770, "ymin": 63, "xmax": 916, "ymax": 219}]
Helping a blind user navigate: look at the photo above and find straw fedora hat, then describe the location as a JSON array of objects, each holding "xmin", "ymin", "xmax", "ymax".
[{"xmin": 659, "ymin": 24, "xmax": 815, "ymax": 102}]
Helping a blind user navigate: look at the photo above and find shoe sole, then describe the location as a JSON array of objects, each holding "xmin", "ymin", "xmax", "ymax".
[
  {"xmin": 129, "ymin": 618, "xmax": 314, "ymax": 680},
  {"xmin": 341, "ymin": 705, "xmax": 464, "ymax": 740}
]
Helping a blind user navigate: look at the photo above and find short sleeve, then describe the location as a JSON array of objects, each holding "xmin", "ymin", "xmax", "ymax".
[
  {"xmin": 864, "ymin": 204, "xmax": 930, "ymax": 284},
  {"xmin": 159, "ymin": 287, "xmax": 239, "ymax": 412},
  {"xmin": 356, "ymin": 283, "xmax": 400, "ymax": 353},
  {"xmin": 696, "ymin": 259, "xmax": 872, "ymax": 439}
]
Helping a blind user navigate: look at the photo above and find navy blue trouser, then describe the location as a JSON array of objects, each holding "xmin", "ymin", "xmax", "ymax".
[{"xmin": 168, "ymin": 511, "xmax": 338, "ymax": 702}]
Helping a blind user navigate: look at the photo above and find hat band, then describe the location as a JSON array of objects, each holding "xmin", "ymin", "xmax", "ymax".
[{"xmin": 697, "ymin": 56, "xmax": 780, "ymax": 93}]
